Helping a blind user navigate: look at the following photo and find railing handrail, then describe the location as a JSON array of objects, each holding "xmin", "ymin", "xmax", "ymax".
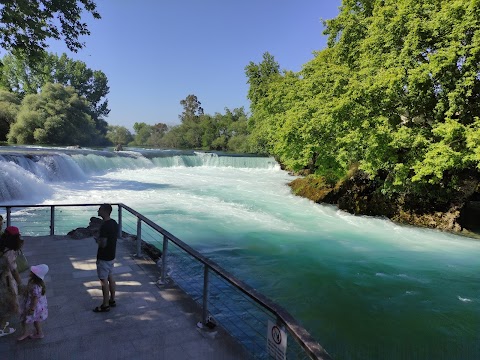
[{"xmin": 1, "ymin": 202, "xmax": 332, "ymax": 360}]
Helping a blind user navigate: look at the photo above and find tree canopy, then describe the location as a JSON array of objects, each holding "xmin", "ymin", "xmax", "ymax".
[
  {"xmin": 0, "ymin": 0, "xmax": 100, "ymax": 64},
  {"xmin": 0, "ymin": 52, "xmax": 110, "ymax": 133},
  {"xmin": 8, "ymin": 82, "xmax": 98, "ymax": 145},
  {"xmin": 0, "ymin": 89, "xmax": 20, "ymax": 141},
  {"xmin": 179, "ymin": 94, "xmax": 204, "ymax": 123},
  {"xmin": 245, "ymin": 0, "xmax": 480, "ymax": 201},
  {"xmin": 167, "ymin": 95, "xmax": 250, "ymax": 152},
  {"xmin": 106, "ymin": 125, "xmax": 133, "ymax": 146},
  {"xmin": 120, "ymin": 95, "xmax": 250, "ymax": 153}
]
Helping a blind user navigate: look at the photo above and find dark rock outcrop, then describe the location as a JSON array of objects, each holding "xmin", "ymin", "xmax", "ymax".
[
  {"xmin": 67, "ymin": 217, "xmax": 102, "ymax": 239},
  {"xmin": 289, "ymin": 169, "xmax": 480, "ymax": 236},
  {"xmin": 67, "ymin": 217, "xmax": 163, "ymax": 261}
]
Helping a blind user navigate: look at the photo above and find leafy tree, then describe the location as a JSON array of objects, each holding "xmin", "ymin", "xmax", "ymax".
[
  {"xmin": 207, "ymin": 107, "xmax": 250, "ymax": 152},
  {"xmin": 246, "ymin": 0, "xmax": 480, "ymax": 203},
  {"xmin": 227, "ymin": 109, "xmax": 250, "ymax": 153},
  {"xmin": 199, "ymin": 115, "xmax": 217, "ymax": 148},
  {"xmin": 0, "ymin": 89, "xmax": 20, "ymax": 141},
  {"xmin": 159, "ymin": 125, "xmax": 188, "ymax": 149},
  {"xmin": 183, "ymin": 118, "xmax": 203, "ymax": 148},
  {"xmin": 0, "ymin": 53, "xmax": 110, "ymax": 135},
  {"xmin": 179, "ymin": 94, "xmax": 204, "ymax": 123},
  {"xmin": 131, "ymin": 122, "xmax": 153, "ymax": 146},
  {"xmin": 176, "ymin": 94, "xmax": 206, "ymax": 148},
  {"xmin": 245, "ymin": 52, "xmax": 281, "ymax": 110},
  {"xmin": 323, "ymin": 0, "xmax": 480, "ymax": 193},
  {"xmin": 106, "ymin": 125, "xmax": 133, "ymax": 146},
  {"xmin": 147, "ymin": 122, "xmax": 168, "ymax": 147},
  {"xmin": 8, "ymin": 83, "xmax": 98, "ymax": 145},
  {"xmin": 138, "ymin": 93, "xmax": 252, "ymax": 151},
  {"xmin": 0, "ymin": 0, "xmax": 100, "ymax": 65},
  {"xmin": 244, "ymin": 52, "xmax": 282, "ymax": 155}
]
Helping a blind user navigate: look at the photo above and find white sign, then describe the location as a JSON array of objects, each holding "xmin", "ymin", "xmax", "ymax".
[{"xmin": 267, "ymin": 320, "xmax": 287, "ymax": 360}]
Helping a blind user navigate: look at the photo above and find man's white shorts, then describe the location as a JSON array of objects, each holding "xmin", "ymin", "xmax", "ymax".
[{"xmin": 96, "ymin": 259, "xmax": 114, "ymax": 280}]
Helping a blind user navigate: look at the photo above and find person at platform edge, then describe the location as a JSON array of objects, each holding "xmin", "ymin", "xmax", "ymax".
[{"xmin": 93, "ymin": 204, "xmax": 118, "ymax": 313}]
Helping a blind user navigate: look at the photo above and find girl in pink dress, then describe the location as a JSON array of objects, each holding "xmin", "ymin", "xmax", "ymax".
[{"xmin": 17, "ymin": 264, "xmax": 49, "ymax": 341}]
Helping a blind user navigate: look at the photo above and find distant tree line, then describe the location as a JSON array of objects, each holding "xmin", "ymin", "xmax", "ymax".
[
  {"xmin": 106, "ymin": 94, "xmax": 251, "ymax": 153},
  {"xmin": 0, "ymin": 52, "xmax": 251, "ymax": 152}
]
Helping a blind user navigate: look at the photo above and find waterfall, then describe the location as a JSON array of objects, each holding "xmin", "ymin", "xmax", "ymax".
[{"xmin": 0, "ymin": 146, "xmax": 280, "ymax": 202}]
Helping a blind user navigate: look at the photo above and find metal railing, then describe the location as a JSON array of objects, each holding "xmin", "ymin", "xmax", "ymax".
[{"xmin": 0, "ymin": 203, "xmax": 332, "ymax": 360}]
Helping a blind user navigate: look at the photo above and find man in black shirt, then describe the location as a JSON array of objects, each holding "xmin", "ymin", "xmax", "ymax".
[{"xmin": 93, "ymin": 204, "xmax": 118, "ymax": 313}]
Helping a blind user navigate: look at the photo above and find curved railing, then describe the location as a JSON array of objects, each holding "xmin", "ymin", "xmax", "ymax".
[{"xmin": 1, "ymin": 203, "xmax": 332, "ymax": 360}]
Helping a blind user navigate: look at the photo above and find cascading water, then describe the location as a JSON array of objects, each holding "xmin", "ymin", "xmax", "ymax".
[{"xmin": 0, "ymin": 146, "xmax": 478, "ymax": 359}]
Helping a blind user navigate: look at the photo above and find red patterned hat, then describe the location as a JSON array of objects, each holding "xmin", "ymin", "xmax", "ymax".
[{"xmin": 5, "ymin": 226, "xmax": 19, "ymax": 236}]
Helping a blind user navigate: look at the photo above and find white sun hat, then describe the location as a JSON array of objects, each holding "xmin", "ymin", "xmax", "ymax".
[{"xmin": 30, "ymin": 264, "xmax": 49, "ymax": 280}]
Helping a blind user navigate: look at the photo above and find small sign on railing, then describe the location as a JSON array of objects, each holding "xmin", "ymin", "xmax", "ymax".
[{"xmin": 267, "ymin": 320, "xmax": 287, "ymax": 360}]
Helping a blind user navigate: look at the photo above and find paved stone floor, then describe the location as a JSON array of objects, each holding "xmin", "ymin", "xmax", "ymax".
[{"xmin": 0, "ymin": 235, "xmax": 248, "ymax": 359}]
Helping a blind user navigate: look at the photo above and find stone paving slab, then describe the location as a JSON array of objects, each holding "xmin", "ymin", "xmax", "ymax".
[{"xmin": 0, "ymin": 235, "xmax": 248, "ymax": 360}]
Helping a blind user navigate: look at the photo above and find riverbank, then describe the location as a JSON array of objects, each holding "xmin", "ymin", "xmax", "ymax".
[{"xmin": 288, "ymin": 169, "xmax": 480, "ymax": 239}]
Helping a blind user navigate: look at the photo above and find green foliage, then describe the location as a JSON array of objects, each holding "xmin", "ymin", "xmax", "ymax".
[
  {"xmin": 131, "ymin": 122, "xmax": 153, "ymax": 146},
  {"xmin": 159, "ymin": 125, "xmax": 187, "ymax": 149},
  {"xmin": 245, "ymin": 0, "xmax": 480, "ymax": 201},
  {"xmin": 0, "ymin": 53, "xmax": 110, "ymax": 135},
  {"xmin": 147, "ymin": 123, "xmax": 168, "ymax": 147},
  {"xmin": 245, "ymin": 52, "xmax": 281, "ymax": 110},
  {"xmin": 8, "ymin": 83, "xmax": 98, "ymax": 145},
  {"xmin": 244, "ymin": 52, "xmax": 282, "ymax": 155},
  {"xmin": 152, "ymin": 94, "xmax": 251, "ymax": 151},
  {"xmin": 0, "ymin": 1, "xmax": 100, "ymax": 65},
  {"xmin": 0, "ymin": 90, "xmax": 20, "ymax": 141},
  {"xmin": 106, "ymin": 125, "xmax": 133, "ymax": 146},
  {"xmin": 179, "ymin": 94, "xmax": 204, "ymax": 123}
]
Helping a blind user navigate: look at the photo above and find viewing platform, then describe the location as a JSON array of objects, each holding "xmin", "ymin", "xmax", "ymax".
[{"xmin": 0, "ymin": 234, "xmax": 246, "ymax": 360}]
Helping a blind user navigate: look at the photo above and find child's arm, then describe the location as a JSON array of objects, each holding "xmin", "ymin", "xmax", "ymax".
[{"xmin": 28, "ymin": 294, "xmax": 39, "ymax": 314}]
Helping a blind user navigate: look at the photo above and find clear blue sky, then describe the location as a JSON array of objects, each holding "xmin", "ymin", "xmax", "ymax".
[{"xmin": 47, "ymin": 0, "xmax": 342, "ymax": 129}]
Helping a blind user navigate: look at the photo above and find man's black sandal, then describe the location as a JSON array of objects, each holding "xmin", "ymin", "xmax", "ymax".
[
  {"xmin": 109, "ymin": 300, "xmax": 116, "ymax": 307},
  {"xmin": 93, "ymin": 305, "xmax": 110, "ymax": 313}
]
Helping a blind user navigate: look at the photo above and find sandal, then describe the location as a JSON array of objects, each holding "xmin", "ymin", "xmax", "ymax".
[
  {"xmin": 109, "ymin": 299, "xmax": 116, "ymax": 307},
  {"xmin": 0, "ymin": 328, "xmax": 15, "ymax": 337},
  {"xmin": 93, "ymin": 304, "xmax": 110, "ymax": 313}
]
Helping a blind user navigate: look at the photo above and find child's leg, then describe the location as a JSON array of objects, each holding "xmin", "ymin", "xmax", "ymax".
[
  {"xmin": 31, "ymin": 321, "xmax": 43, "ymax": 339},
  {"xmin": 16, "ymin": 321, "xmax": 30, "ymax": 341}
]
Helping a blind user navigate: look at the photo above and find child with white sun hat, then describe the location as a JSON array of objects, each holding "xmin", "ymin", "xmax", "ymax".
[{"xmin": 17, "ymin": 264, "xmax": 49, "ymax": 341}]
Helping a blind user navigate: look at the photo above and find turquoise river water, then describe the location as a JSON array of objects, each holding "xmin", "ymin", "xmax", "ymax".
[{"xmin": 0, "ymin": 146, "xmax": 478, "ymax": 359}]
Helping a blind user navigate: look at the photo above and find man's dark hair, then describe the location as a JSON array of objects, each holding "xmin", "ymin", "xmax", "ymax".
[{"xmin": 100, "ymin": 203, "xmax": 112, "ymax": 215}]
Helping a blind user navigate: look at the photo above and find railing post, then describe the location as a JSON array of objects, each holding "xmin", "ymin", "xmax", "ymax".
[
  {"xmin": 136, "ymin": 217, "xmax": 142, "ymax": 257},
  {"xmin": 6, "ymin": 207, "xmax": 11, "ymax": 227},
  {"xmin": 117, "ymin": 205, "xmax": 122, "ymax": 238},
  {"xmin": 202, "ymin": 265, "xmax": 210, "ymax": 325},
  {"xmin": 161, "ymin": 234, "xmax": 168, "ymax": 284},
  {"xmin": 50, "ymin": 206, "xmax": 55, "ymax": 236}
]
